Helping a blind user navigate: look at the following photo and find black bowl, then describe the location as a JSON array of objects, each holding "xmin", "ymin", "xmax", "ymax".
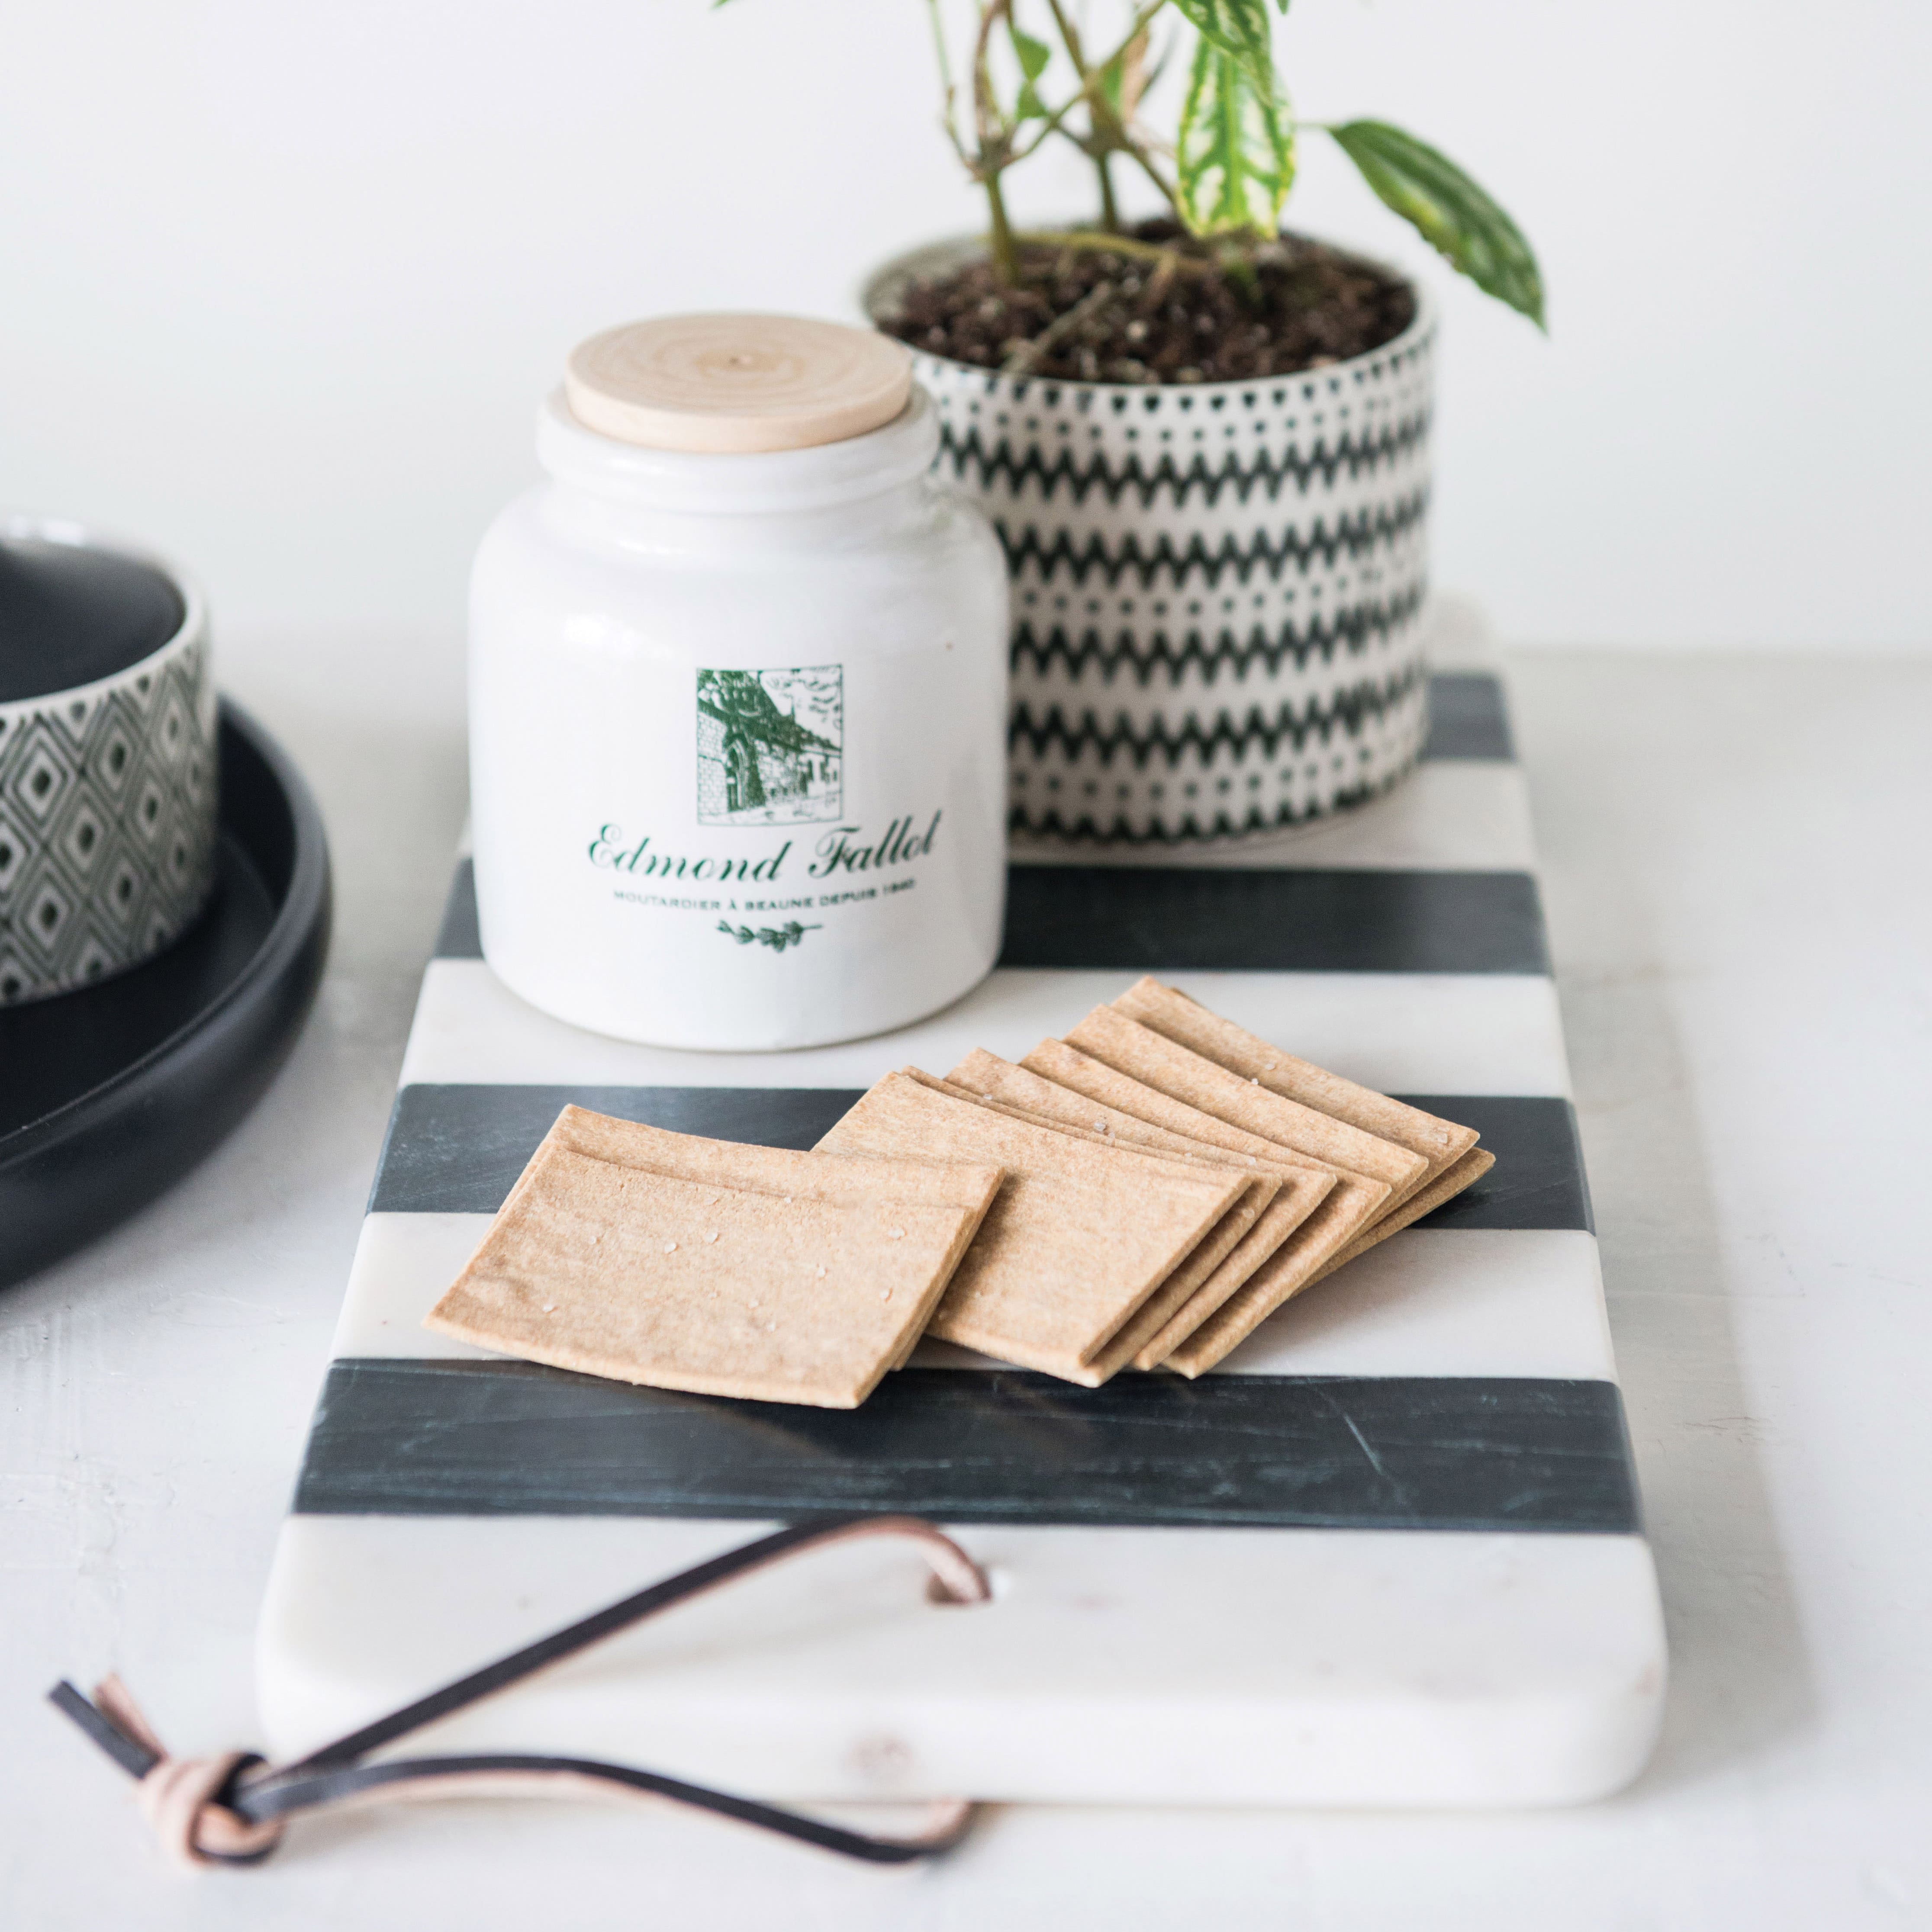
[{"xmin": 0, "ymin": 699, "xmax": 331, "ymax": 1286}]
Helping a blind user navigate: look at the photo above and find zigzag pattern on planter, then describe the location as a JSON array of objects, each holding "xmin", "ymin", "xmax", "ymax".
[
  {"xmin": 1011, "ymin": 585, "xmax": 1428, "ymax": 688},
  {"xmin": 937, "ymin": 416, "xmax": 1431, "ymax": 509},
  {"xmin": 1010, "ymin": 665, "xmax": 1423, "ymax": 772},
  {"xmin": 1007, "ymin": 677, "xmax": 1427, "ymax": 842},
  {"xmin": 997, "ymin": 494, "xmax": 1429, "ymax": 589},
  {"xmin": 902, "ymin": 298, "xmax": 1437, "ymax": 841}
]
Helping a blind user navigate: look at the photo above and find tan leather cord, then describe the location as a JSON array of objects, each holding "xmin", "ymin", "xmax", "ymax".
[{"xmin": 51, "ymin": 1515, "xmax": 989, "ymax": 1870}]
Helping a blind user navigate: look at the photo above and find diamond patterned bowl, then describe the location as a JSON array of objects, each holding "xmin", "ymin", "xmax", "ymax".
[{"xmin": 0, "ymin": 517, "xmax": 219, "ymax": 1004}]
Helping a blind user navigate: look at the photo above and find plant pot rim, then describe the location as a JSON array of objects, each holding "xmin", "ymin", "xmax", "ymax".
[{"xmin": 860, "ymin": 232, "xmax": 1435, "ymax": 398}]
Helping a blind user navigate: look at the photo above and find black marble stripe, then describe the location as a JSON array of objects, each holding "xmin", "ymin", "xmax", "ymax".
[
  {"xmin": 434, "ymin": 858, "xmax": 481, "ymax": 961},
  {"xmin": 293, "ymin": 1362, "xmax": 1638, "ymax": 1534},
  {"xmin": 367, "ymin": 1085, "xmax": 861, "ymax": 1215},
  {"xmin": 434, "ymin": 860, "xmax": 1546, "ymax": 974},
  {"xmin": 1390, "ymin": 1095, "xmax": 1594, "ymax": 1235},
  {"xmin": 1422, "ymin": 671, "xmax": 1514, "ymax": 761},
  {"xmin": 999, "ymin": 866, "xmax": 1546, "ymax": 974},
  {"xmin": 435, "ymin": 860, "xmax": 1546, "ymax": 974},
  {"xmin": 368, "ymin": 1084, "xmax": 1590, "ymax": 1231}
]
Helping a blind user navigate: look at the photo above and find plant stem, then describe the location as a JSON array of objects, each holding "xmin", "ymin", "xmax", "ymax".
[
  {"xmin": 1040, "ymin": 0, "xmax": 1118, "ymax": 231},
  {"xmin": 925, "ymin": 0, "xmax": 958, "ymax": 129},
  {"xmin": 1034, "ymin": 0, "xmax": 1182, "ymax": 228},
  {"xmin": 966, "ymin": 0, "xmax": 1021, "ymax": 283},
  {"xmin": 985, "ymin": 170, "xmax": 1021, "ymax": 284},
  {"xmin": 1015, "ymin": 228, "xmax": 1194, "ymax": 268},
  {"xmin": 1095, "ymin": 152, "xmax": 1121, "ymax": 231},
  {"xmin": 1003, "ymin": 277, "xmax": 1119, "ymax": 374},
  {"xmin": 1122, "ymin": 140, "xmax": 1184, "ymax": 223}
]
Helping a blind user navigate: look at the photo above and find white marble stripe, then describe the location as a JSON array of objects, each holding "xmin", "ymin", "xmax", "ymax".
[
  {"xmin": 330, "ymin": 1214, "xmax": 1614, "ymax": 1383},
  {"xmin": 1197, "ymin": 1225, "xmax": 1615, "ymax": 1381},
  {"xmin": 329, "ymin": 1214, "xmax": 493, "ymax": 1363},
  {"xmin": 398, "ymin": 959, "xmax": 1574, "ymax": 1097},
  {"xmin": 257, "ymin": 1514, "xmax": 1664, "ymax": 1804},
  {"xmin": 1008, "ymin": 760, "xmax": 1535, "ymax": 873}
]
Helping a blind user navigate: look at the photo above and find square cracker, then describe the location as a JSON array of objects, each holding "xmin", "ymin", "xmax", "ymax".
[
  {"xmin": 1065, "ymin": 1006, "xmax": 1430, "ymax": 1199},
  {"xmin": 942, "ymin": 1050, "xmax": 1334, "ymax": 1372},
  {"xmin": 815, "ymin": 1071, "xmax": 1249, "ymax": 1385},
  {"xmin": 1018, "ymin": 1034, "xmax": 1391, "ymax": 1376},
  {"xmin": 539, "ymin": 1107, "xmax": 1006, "ymax": 1379},
  {"xmin": 1110, "ymin": 977, "xmax": 1481, "ymax": 1203},
  {"xmin": 542, "ymin": 1104, "xmax": 1002, "ymax": 1226},
  {"xmin": 1301, "ymin": 1146, "xmax": 1497, "ymax": 1288},
  {"xmin": 423, "ymin": 1143, "xmax": 976, "ymax": 1409},
  {"xmin": 923, "ymin": 1059, "xmax": 1275, "ymax": 1379}
]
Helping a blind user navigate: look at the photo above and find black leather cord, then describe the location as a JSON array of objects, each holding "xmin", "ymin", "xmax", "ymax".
[
  {"xmin": 240, "ymin": 1755, "xmax": 969, "ymax": 1864},
  {"xmin": 49, "ymin": 1678, "xmax": 159, "ymax": 1779},
  {"xmin": 49, "ymin": 1513, "xmax": 988, "ymax": 1868}
]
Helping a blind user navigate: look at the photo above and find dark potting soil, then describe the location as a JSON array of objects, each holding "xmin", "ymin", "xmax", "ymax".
[{"xmin": 876, "ymin": 224, "xmax": 1416, "ymax": 385}]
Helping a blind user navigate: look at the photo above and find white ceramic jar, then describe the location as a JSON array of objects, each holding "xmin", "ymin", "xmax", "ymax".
[{"xmin": 470, "ymin": 315, "xmax": 1010, "ymax": 1050}]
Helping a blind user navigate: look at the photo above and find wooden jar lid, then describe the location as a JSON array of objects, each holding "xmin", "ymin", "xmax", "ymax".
[{"xmin": 564, "ymin": 314, "xmax": 914, "ymax": 454}]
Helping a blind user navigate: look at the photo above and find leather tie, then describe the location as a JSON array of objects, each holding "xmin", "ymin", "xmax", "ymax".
[{"xmin": 50, "ymin": 1514, "xmax": 988, "ymax": 1870}]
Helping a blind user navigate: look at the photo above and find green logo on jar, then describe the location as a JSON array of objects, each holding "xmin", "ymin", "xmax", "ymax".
[
  {"xmin": 696, "ymin": 665, "xmax": 842, "ymax": 828},
  {"xmin": 715, "ymin": 918, "xmax": 821, "ymax": 954}
]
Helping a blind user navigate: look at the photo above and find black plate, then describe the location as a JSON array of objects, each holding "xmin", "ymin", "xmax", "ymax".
[{"xmin": 0, "ymin": 700, "xmax": 331, "ymax": 1286}]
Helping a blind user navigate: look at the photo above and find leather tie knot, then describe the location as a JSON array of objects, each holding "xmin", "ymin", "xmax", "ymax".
[
  {"xmin": 92, "ymin": 1677, "xmax": 284, "ymax": 1870},
  {"xmin": 135, "ymin": 1748, "xmax": 286, "ymax": 1869}
]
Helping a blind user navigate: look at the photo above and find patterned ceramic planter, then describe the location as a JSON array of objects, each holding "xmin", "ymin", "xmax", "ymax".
[
  {"xmin": 866, "ymin": 242, "xmax": 1436, "ymax": 842},
  {"xmin": 0, "ymin": 518, "xmax": 219, "ymax": 1004}
]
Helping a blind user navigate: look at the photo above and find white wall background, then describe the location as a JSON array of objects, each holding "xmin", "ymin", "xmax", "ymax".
[{"xmin": 3, "ymin": 0, "xmax": 1928, "ymax": 704}]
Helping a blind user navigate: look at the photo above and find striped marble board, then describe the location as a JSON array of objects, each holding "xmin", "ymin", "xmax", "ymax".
[{"xmin": 256, "ymin": 670, "xmax": 1666, "ymax": 1808}]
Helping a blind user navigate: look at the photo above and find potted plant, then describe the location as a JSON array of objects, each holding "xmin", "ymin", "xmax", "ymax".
[{"xmin": 833, "ymin": 0, "xmax": 1542, "ymax": 840}]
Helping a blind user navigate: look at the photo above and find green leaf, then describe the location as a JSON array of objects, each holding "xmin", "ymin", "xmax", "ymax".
[
  {"xmin": 1010, "ymin": 26, "xmax": 1051, "ymax": 81},
  {"xmin": 1169, "ymin": 0, "xmax": 1274, "ymax": 76},
  {"xmin": 1329, "ymin": 119, "xmax": 1545, "ymax": 326},
  {"xmin": 1176, "ymin": 36, "xmax": 1295, "ymax": 238},
  {"xmin": 1010, "ymin": 23, "xmax": 1052, "ymax": 121}
]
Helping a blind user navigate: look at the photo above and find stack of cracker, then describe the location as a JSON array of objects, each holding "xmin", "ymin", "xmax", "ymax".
[{"xmin": 425, "ymin": 978, "xmax": 1492, "ymax": 1403}]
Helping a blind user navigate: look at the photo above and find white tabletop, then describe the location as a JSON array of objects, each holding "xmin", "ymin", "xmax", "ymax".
[{"xmin": 5, "ymin": 632, "xmax": 1928, "ymax": 1929}]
